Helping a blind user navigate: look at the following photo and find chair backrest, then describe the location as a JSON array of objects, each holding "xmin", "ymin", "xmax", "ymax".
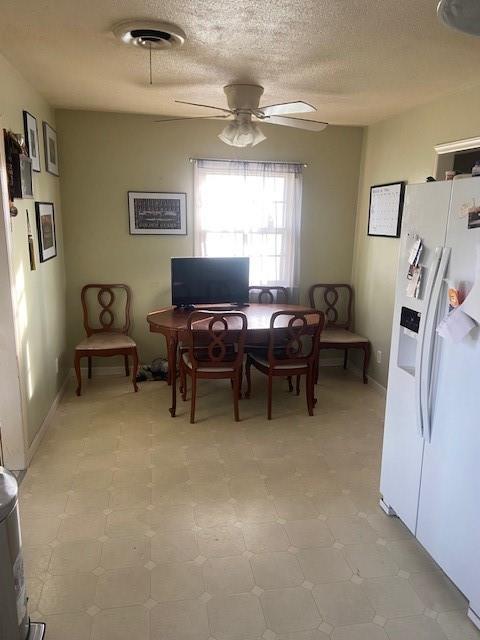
[
  {"xmin": 185, "ymin": 311, "xmax": 247, "ymax": 370},
  {"xmin": 249, "ymin": 286, "xmax": 289, "ymax": 304},
  {"xmin": 81, "ymin": 284, "xmax": 131, "ymax": 336},
  {"xmin": 308, "ymin": 283, "xmax": 353, "ymax": 329},
  {"xmin": 268, "ymin": 310, "xmax": 325, "ymax": 367}
]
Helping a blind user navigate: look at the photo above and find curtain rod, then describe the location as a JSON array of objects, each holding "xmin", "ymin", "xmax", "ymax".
[{"xmin": 189, "ymin": 157, "xmax": 308, "ymax": 168}]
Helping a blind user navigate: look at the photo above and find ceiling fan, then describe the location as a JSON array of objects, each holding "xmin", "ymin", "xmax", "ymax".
[{"xmin": 155, "ymin": 84, "xmax": 328, "ymax": 147}]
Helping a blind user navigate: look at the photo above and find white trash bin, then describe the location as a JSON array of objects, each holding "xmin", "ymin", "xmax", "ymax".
[{"xmin": 0, "ymin": 467, "xmax": 45, "ymax": 640}]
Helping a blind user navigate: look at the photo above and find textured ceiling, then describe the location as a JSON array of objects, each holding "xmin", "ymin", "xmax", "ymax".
[{"xmin": 1, "ymin": 0, "xmax": 480, "ymax": 125}]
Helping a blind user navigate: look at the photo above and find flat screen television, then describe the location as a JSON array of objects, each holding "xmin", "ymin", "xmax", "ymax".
[{"xmin": 171, "ymin": 257, "xmax": 250, "ymax": 307}]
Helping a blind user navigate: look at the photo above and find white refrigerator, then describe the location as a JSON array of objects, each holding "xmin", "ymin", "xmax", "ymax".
[{"xmin": 380, "ymin": 177, "xmax": 480, "ymax": 629}]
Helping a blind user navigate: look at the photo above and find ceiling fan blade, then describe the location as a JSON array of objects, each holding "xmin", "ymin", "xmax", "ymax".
[
  {"xmin": 265, "ymin": 115, "xmax": 328, "ymax": 132},
  {"xmin": 261, "ymin": 101, "xmax": 316, "ymax": 116},
  {"xmin": 174, "ymin": 100, "xmax": 233, "ymax": 114},
  {"xmin": 155, "ymin": 115, "xmax": 231, "ymax": 123}
]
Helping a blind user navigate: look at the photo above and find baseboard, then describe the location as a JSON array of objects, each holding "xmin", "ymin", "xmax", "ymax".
[
  {"xmin": 27, "ymin": 371, "xmax": 70, "ymax": 465},
  {"xmin": 348, "ymin": 362, "xmax": 387, "ymax": 396},
  {"xmin": 73, "ymin": 361, "xmax": 339, "ymax": 376},
  {"xmin": 74, "ymin": 362, "xmax": 343, "ymax": 381},
  {"xmin": 73, "ymin": 365, "xmax": 128, "ymax": 376},
  {"xmin": 318, "ymin": 357, "xmax": 343, "ymax": 367}
]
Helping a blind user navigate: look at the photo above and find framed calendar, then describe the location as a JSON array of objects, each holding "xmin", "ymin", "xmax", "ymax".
[{"xmin": 368, "ymin": 181, "xmax": 406, "ymax": 238}]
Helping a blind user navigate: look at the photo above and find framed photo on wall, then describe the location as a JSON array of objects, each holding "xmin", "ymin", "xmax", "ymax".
[
  {"xmin": 35, "ymin": 201, "xmax": 57, "ymax": 262},
  {"xmin": 128, "ymin": 191, "xmax": 187, "ymax": 235},
  {"xmin": 43, "ymin": 122, "xmax": 59, "ymax": 176},
  {"xmin": 23, "ymin": 111, "xmax": 41, "ymax": 172},
  {"xmin": 368, "ymin": 181, "xmax": 406, "ymax": 238}
]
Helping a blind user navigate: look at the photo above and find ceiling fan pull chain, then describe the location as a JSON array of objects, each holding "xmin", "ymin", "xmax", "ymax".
[{"xmin": 148, "ymin": 41, "xmax": 153, "ymax": 85}]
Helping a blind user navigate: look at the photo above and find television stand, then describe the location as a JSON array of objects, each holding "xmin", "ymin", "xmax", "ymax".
[
  {"xmin": 195, "ymin": 303, "xmax": 250, "ymax": 311},
  {"xmin": 174, "ymin": 303, "xmax": 250, "ymax": 312},
  {"xmin": 173, "ymin": 304, "xmax": 196, "ymax": 311}
]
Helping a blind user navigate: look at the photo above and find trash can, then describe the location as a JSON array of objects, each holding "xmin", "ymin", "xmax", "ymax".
[{"xmin": 0, "ymin": 467, "xmax": 45, "ymax": 640}]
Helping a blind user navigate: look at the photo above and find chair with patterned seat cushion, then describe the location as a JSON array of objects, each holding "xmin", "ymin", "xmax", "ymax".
[
  {"xmin": 245, "ymin": 310, "xmax": 325, "ymax": 419},
  {"xmin": 309, "ymin": 283, "xmax": 370, "ymax": 383},
  {"xmin": 179, "ymin": 311, "xmax": 247, "ymax": 423},
  {"xmin": 74, "ymin": 284, "xmax": 139, "ymax": 396}
]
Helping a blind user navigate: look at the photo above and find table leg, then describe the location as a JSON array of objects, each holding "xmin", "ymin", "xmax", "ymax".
[
  {"xmin": 166, "ymin": 334, "xmax": 178, "ymax": 386},
  {"xmin": 168, "ymin": 335, "xmax": 178, "ymax": 417},
  {"xmin": 165, "ymin": 335, "xmax": 174, "ymax": 386}
]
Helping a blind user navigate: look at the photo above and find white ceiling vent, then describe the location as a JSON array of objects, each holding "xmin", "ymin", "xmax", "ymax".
[
  {"xmin": 113, "ymin": 20, "xmax": 186, "ymax": 49},
  {"xmin": 437, "ymin": 0, "xmax": 480, "ymax": 36}
]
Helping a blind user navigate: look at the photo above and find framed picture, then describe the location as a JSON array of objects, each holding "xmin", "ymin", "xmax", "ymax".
[
  {"xmin": 128, "ymin": 191, "xmax": 187, "ymax": 235},
  {"xmin": 12, "ymin": 154, "xmax": 33, "ymax": 199},
  {"xmin": 16, "ymin": 155, "xmax": 34, "ymax": 198},
  {"xmin": 35, "ymin": 202, "xmax": 57, "ymax": 262},
  {"xmin": 43, "ymin": 122, "xmax": 59, "ymax": 176},
  {"xmin": 23, "ymin": 111, "xmax": 41, "ymax": 172},
  {"xmin": 368, "ymin": 181, "xmax": 406, "ymax": 238}
]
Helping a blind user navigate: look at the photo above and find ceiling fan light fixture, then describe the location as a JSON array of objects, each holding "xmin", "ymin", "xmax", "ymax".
[
  {"xmin": 218, "ymin": 118, "xmax": 266, "ymax": 147},
  {"xmin": 437, "ymin": 0, "xmax": 480, "ymax": 35}
]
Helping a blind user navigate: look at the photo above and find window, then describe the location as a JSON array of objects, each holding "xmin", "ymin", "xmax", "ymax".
[{"xmin": 193, "ymin": 159, "xmax": 303, "ymax": 289}]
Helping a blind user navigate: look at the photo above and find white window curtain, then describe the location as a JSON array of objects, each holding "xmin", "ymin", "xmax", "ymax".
[{"xmin": 193, "ymin": 159, "xmax": 303, "ymax": 291}]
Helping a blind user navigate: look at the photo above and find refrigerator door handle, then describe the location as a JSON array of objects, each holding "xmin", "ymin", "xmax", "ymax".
[
  {"xmin": 421, "ymin": 247, "xmax": 451, "ymax": 443},
  {"xmin": 415, "ymin": 246, "xmax": 443, "ymax": 439}
]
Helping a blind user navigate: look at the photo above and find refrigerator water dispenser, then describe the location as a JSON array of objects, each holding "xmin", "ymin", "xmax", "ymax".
[{"xmin": 397, "ymin": 306, "xmax": 421, "ymax": 375}]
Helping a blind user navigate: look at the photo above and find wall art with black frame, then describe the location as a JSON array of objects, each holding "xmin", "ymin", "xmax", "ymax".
[
  {"xmin": 128, "ymin": 191, "xmax": 187, "ymax": 235},
  {"xmin": 368, "ymin": 181, "xmax": 406, "ymax": 238},
  {"xmin": 43, "ymin": 122, "xmax": 59, "ymax": 176},
  {"xmin": 23, "ymin": 110, "xmax": 41, "ymax": 172},
  {"xmin": 35, "ymin": 201, "xmax": 57, "ymax": 262}
]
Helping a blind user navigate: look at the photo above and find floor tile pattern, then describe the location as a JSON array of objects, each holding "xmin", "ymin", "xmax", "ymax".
[{"xmin": 19, "ymin": 369, "xmax": 479, "ymax": 640}]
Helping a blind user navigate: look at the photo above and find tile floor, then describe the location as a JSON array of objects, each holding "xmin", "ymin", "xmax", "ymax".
[{"xmin": 19, "ymin": 368, "xmax": 480, "ymax": 640}]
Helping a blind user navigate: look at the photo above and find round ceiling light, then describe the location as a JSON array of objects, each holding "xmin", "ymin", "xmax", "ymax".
[
  {"xmin": 437, "ymin": 0, "xmax": 480, "ymax": 36},
  {"xmin": 113, "ymin": 20, "xmax": 186, "ymax": 49}
]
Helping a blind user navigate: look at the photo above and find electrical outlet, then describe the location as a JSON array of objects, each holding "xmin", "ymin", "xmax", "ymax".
[
  {"xmin": 376, "ymin": 350, "xmax": 382, "ymax": 364},
  {"xmin": 55, "ymin": 357, "xmax": 59, "ymax": 374}
]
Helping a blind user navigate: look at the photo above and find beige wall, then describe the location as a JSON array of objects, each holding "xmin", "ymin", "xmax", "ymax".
[
  {"xmin": 56, "ymin": 109, "xmax": 363, "ymax": 365},
  {"xmin": 0, "ymin": 52, "xmax": 67, "ymax": 449},
  {"xmin": 351, "ymin": 83, "xmax": 480, "ymax": 387}
]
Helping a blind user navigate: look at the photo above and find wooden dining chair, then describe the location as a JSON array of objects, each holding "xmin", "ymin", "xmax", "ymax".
[
  {"xmin": 309, "ymin": 283, "xmax": 370, "ymax": 383},
  {"xmin": 248, "ymin": 285, "xmax": 293, "ymax": 388},
  {"xmin": 245, "ymin": 310, "xmax": 325, "ymax": 419},
  {"xmin": 248, "ymin": 286, "xmax": 289, "ymax": 304},
  {"xmin": 179, "ymin": 311, "xmax": 247, "ymax": 424},
  {"xmin": 74, "ymin": 284, "xmax": 139, "ymax": 396}
]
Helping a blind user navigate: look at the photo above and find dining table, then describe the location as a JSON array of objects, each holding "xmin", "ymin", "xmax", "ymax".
[{"xmin": 146, "ymin": 303, "xmax": 317, "ymax": 417}]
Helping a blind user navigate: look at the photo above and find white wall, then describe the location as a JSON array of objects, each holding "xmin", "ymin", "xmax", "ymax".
[
  {"xmin": 351, "ymin": 83, "xmax": 480, "ymax": 387},
  {"xmin": 0, "ymin": 139, "xmax": 26, "ymax": 468},
  {"xmin": 56, "ymin": 109, "xmax": 363, "ymax": 366},
  {"xmin": 0, "ymin": 52, "xmax": 67, "ymax": 463}
]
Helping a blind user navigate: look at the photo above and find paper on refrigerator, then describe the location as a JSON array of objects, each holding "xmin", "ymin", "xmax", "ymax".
[
  {"xmin": 437, "ymin": 306, "xmax": 476, "ymax": 342},
  {"xmin": 437, "ymin": 243, "xmax": 480, "ymax": 341},
  {"xmin": 461, "ymin": 244, "xmax": 480, "ymax": 323}
]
